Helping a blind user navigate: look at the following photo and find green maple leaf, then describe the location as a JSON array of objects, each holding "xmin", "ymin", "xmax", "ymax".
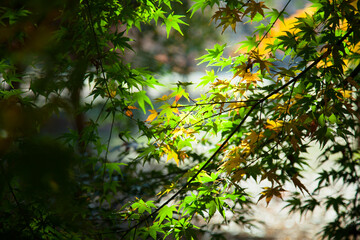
[
  {"xmin": 133, "ymin": 90, "xmax": 153, "ymax": 113},
  {"xmin": 197, "ymin": 43, "xmax": 226, "ymax": 66},
  {"xmin": 106, "ymin": 162, "xmax": 127, "ymax": 179},
  {"xmin": 156, "ymin": 205, "xmax": 177, "ymax": 223},
  {"xmin": 163, "ymin": 13, "xmax": 188, "ymax": 38}
]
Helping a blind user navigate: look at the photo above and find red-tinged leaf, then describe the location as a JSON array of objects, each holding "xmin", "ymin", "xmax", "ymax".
[
  {"xmin": 175, "ymin": 94, "xmax": 181, "ymax": 102},
  {"xmin": 170, "ymin": 86, "xmax": 189, "ymax": 102},
  {"xmin": 211, "ymin": 6, "xmax": 243, "ymax": 33},
  {"xmin": 243, "ymin": 0, "xmax": 269, "ymax": 20},
  {"xmin": 125, "ymin": 110, "xmax": 133, "ymax": 117},
  {"xmin": 124, "ymin": 106, "xmax": 137, "ymax": 117}
]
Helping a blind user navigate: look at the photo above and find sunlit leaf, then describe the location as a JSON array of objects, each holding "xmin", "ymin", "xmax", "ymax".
[{"xmin": 145, "ymin": 109, "xmax": 158, "ymax": 122}]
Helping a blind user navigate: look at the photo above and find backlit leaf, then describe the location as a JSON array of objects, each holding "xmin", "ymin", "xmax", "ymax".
[{"xmin": 145, "ymin": 109, "xmax": 158, "ymax": 122}]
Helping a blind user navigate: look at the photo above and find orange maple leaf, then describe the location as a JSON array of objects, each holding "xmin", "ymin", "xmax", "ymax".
[
  {"xmin": 125, "ymin": 106, "xmax": 137, "ymax": 117},
  {"xmin": 145, "ymin": 109, "xmax": 158, "ymax": 122}
]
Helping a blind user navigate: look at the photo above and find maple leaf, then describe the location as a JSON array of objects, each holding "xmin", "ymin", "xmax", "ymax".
[
  {"xmin": 233, "ymin": 59, "xmax": 255, "ymax": 78},
  {"xmin": 227, "ymin": 101, "xmax": 246, "ymax": 114},
  {"xmin": 170, "ymin": 86, "xmax": 189, "ymax": 103},
  {"xmin": 221, "ymin": 147, "xmax": 247, "ymax": 174},
  {"xmin": 268, "ymin": 92, "xmax": 283, "ymax": 99},
  {"xmin": 158, "ymin": 102, "xmax": 180, "ymax": 118},
  {"xmin": 250, "ymin": 50, "xmax": 273, "ymax": 74},
  {"xmin": 335, "ymin": 89, "xmax": 355, "ymax": 100},
  {"xmin": 155, "ymin": 205, "xmax": 177, "ymax": 224},
  {"xmin": 174, "ymin": 81, "xmax": 194, "ymax": 88},
  {"xmin": 106, "ymin": 90, "xmax": 117, "ymax": 98},
  {"xmin": 157, "ymin": 182, "xmax": 177, "ymax": 197},
  {"xmin": 231, "ymin": 169, "xmax": 246, "ymax": 182},
  {"xmin": 210, "ymin": 78, "xmax": 230, "ymax": 90},
  {"xmin": 243, "ymin": 0, "xmax": 269, "ymax": 20},
  {"xmin": 290, "ymin": 135, "xmax": 299, "ymax": 151},
  {"xmin": 125, "ymin": 106, "xmax": 137, "ymax": 117},
  {"xmin": 258, "ymin": 186, "xmax": 285, "ymax": 206},
  {"xmin": 163, "ymin": 13, "xmax": 188, "ymax": 38},
  {"xmin": 243, "ymin": 130, "xmax": 264, "ymax": 147},
  {"xmin": 212, "ymin": 92, "xmax": 228, "ymax": 102},
  {"xmin": 145, "ymin": 109, "xmax": 158, "ymax": 122},
  {"xmin": 211, "ymin": 6, "xmax": 242, "ymax": 33},
  {"xmin": 172, "ymin": 128, "xmax": 184, "ymax": 139},
  {"xmin": 162, "ymin": 145, "xmax": 180, "ymax": 166},
  {"xmin": 154, "ymin": 94, "xmax": 170, "ymax": 102},
  {"xmin": 345, "ymin": 76, "xmax": 360, "ymax": 89},
  {"xmin": 172, "ymin": 127, "xmax": 196, "ymax": 139},
  {"xmin": 265, "ymin": 119, "xmax": 283, "ymax": 132},
  {"xmin": 239, "ymin": 72, "xmax": 262, "ymax": 88},
  {"xmin": 273, "ymin": 101, "xmax": 294, "ymax": 115},
  {"xmin": 292, "ymin": 173, "xmax": 311, "ymax": 195},
  {"xmin": 178, "ymin": 150, "xmax": 188, "ymax": 161},
  {"xmin": 283, "ymin": 120, "xmax": 301, "ymax": 137},
  {"xmin": 260, "ymin": 168, "xmax": 281, "ymax": 185}
]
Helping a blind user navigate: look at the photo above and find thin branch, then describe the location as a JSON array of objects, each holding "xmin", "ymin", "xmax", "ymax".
[
  {"xmin": 279, "ymin": 78, "xmax": 297, "ymax": 141},
  {"xmin": 7, "ymin": 181, "xmax": 36, "ymax": 238},
  {"xmin": 102, "ymin": 112, "xmax": 115, "ymax": 182},
  {"xmin": 171, "ymin": 99, "xmax": 260, "ymax": 108},
  {"xmin": 255, "ymin": 0, "xmax": 292, "ymax": 49},
  {"xmin": 155, "ymin": 105, "xmax": 198, "ymax": 147},
  {"xmin": 184, "ymin": 104, "xmax": 253, "ymax": 130}
]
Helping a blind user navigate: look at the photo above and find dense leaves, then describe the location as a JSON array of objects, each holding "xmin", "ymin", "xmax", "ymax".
[{"xmin": 0, "ymin": 0, "xmax": 359, "ymax": 239}]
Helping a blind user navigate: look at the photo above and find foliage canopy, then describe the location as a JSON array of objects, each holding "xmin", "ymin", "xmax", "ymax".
[{"xmin": 1, "ymin": 0, "xmax": 360, "ymax": 239}]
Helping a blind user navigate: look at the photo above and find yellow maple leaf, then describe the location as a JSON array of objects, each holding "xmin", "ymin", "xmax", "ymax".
[
  {"xmin": 173, "ymin": 127, "xmax": 197, "ymax": 139},
  {"xmin": 227, "ymin": 101, "xmax": 246, "ymax": 114},
  {"xmin": 145, "ymin": 109, "xmax": 158, "ymax": 122},
  {"xmin": 336, "ymin": 89, "xmax": 355, "ymax": 100},
  {"xmin": 265, "ymin": 119, "xmax": 283, "ymax": 132},
  {"xmin": 162, "ymin": 145, "xmax": 180, "ymax": 166},
  {"xmin": 211, "ymin": 79, "xmax": 230, "ymax": 90},
  {"xmin": 157, "ymin": 182, "xmax": 177, "ymax": 197},
  {"xmin": 109, "ymin": 90, "xmax": 117, "ymax": 98},
  {"xmin": 268, "ymin": 93, "xmax": 283, "ymax": 99},
  {"xmin": 221, "ymin": 148, "xmax": 247, "ymax": 174},
  {"xmin": 154, "ymin": 94, "xmax": 170, "ymax": 102},
  {"xmin": 258, "ymin": 186, "xmax": 285, "ymax": 206},
  {"xmin": 243, "ymin": 130, "xmax": 264, "ymax": 146},
  {"xmin": 240, "ymin": 72, "xmax": 261, "ymax": 86}
]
